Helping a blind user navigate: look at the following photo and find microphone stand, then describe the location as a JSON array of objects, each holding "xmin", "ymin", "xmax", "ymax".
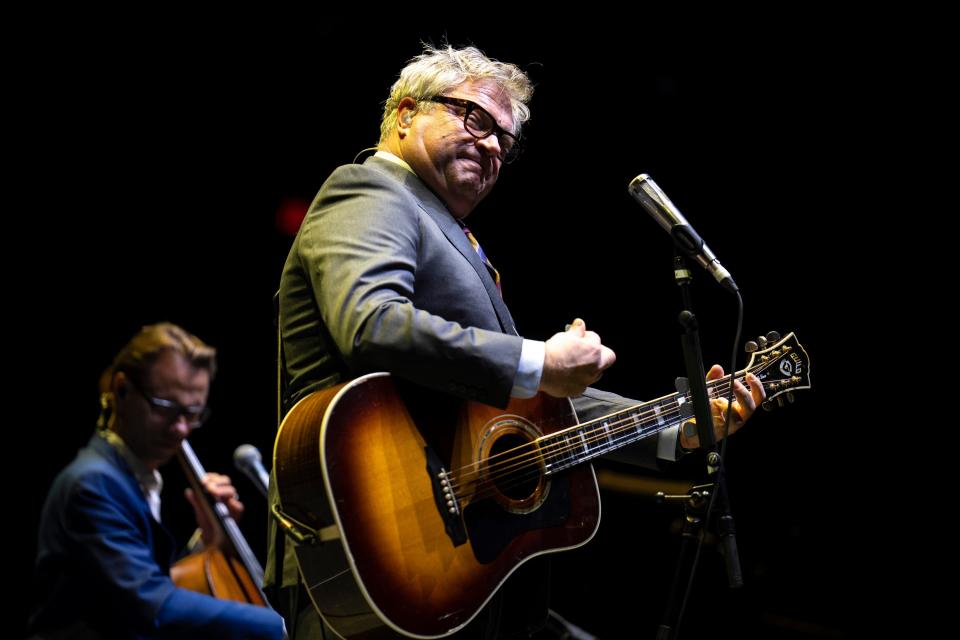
[{"xmin": 656, "ymin": 255, "xmax": 742, "ymax": 640}]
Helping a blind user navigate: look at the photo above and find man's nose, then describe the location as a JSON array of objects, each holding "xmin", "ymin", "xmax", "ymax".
[
  {"xmin": 172, "ymin": 414, "xmax": 193, "ymax": 437},
  {"xmin": 476, "ymin": 133, "xmax": 503, "ymax": 161}
]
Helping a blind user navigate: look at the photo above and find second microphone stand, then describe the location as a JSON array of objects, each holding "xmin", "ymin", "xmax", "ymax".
[{"xmin": 656, "ymin": 256, "xmax": 743, "ymax": 640}]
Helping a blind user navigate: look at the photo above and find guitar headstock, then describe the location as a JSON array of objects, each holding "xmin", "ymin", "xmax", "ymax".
[{"xmin": 744, "ymin": 331, "xmax": 811, "ymax": 410}]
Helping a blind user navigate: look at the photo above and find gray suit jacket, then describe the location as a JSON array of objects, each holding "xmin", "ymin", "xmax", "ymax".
[
  {"xmin": 268, "ymin": 155, "xmax": 662, "ymax": 592},
  {"xmin": 279, "ymin": 155, "xmax": 523, "ymax": 411}
]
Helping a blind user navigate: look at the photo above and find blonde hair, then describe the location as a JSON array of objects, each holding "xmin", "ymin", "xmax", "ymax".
[
  {"xmin": 379, "ymin": 44, "xmax": 533, "ymax": 143},
  {"xmin": 106, "ymin": 321, "xmax": 216, "ymax": 384},
  {"xmin": 97, "ymin": 322, "xmax": 216, "ymax": 428}
]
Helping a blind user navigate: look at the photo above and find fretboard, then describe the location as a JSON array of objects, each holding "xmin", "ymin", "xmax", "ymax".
[{"xmin": 537, "ymin": 374, "xmax": 738, "ymax": 474}]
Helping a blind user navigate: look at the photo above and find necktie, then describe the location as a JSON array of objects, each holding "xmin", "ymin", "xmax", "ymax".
[{"xmin": 460, "ymin": 223, "xmax": 502, "ymax": 296}]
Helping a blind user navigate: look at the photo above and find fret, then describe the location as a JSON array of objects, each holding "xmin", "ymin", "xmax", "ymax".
[
  {"xmin": 560, "ymin": 433, "xmax": 576, "ymax": 468},
  {"xmin": 576, "ymin": 429, "xmax": 592, "ymax": 456},
  {"xmin": 652, "ymin": 403, "xmax": 666, "ymax": 428},
  {"xmin": 542, "ymin": 437, "xmax": 556, "ymax": 470},
  {"xmin": 619, "ymin": 410, "xmax": 641, "ymax": 444},
  {"xmin": 599, "ymin": 419, "xmax": 614, "ymax": 447},
  {"xmin": 548, "ymin": 435, "xmax": 567, "ymax": 472}
]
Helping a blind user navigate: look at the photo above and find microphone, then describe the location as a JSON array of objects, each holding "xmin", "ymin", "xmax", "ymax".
[
  {"xmin": 628, "ymin": 174, "xmax": 738, "ymax": 293},
  {"xmin": 233, "ymin": 444, "xmax": 270, "ymax": 498}
]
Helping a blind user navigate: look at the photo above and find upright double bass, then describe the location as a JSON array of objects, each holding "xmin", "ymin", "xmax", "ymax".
[{"xmin": 171, "ymin": 440, "xmax": 269, "ymax": 606}]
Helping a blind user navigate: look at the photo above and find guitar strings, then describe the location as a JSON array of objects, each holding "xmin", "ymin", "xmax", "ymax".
[
  {"xmin": 446, "ymin": 372, "xmax": 745, "ymax": 486},
  {"xmin": 474, "ymin": 352, "xmax": 794, "ymax": 500},
  {"xmin": 445, "ymin": 352, "xmax": 790, "ymax": 501},
  {"xmin": 446, "ymin": 374, "xmax": 740, "ymax": 493},
  {"xmin": 444, "ymin": 367, "xmax": 772, "ymax": 501},
  {"xmin": 466, "ymin": 356, "xmax": 785, "ymax": 484},
  {"xmin": 448, "ymin": 367, "xmax": 777, "ymax": 503}
]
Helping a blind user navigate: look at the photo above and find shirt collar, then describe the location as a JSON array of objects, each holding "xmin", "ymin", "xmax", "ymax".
[
  {"xmin": 99, "ymin": 429, "xmax": 164, "ymax": 518},
  {"xmin": 374, "ymin": 150, "xmax": 414, "ymax": 174}
]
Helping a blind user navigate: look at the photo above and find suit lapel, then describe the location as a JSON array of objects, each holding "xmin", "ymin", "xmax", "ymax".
[
  {"xmin": 420, "ymin": 204, "xmax": 518, "ymax": 335},
  {"xmin": 89, "ymin": 434, "xmax": 178, "ymax": 567},
  {"xmin": 365, "ymin": 157, "xmax": 518, "ymax": 335}
]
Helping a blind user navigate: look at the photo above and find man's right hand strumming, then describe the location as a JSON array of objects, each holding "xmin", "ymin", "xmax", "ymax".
[{"xmin": 539, "ymin": 318, "xmax": 616, "ymax": 397}]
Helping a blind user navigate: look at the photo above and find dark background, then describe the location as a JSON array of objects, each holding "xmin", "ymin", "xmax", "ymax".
[{"xmin": 14, "ymin": 16, "xmax": 892, "ymax": 639}]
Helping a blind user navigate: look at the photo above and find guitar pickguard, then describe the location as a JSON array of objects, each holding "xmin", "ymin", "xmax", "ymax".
[{"xmin": 463, "ymin": 473, "xmax": 571, "ymax": 564}]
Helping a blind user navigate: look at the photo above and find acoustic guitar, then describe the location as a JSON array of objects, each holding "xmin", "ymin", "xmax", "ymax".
[{"xmin": 274, "ymin": 332, "xmax": 810, "ymax": 638}]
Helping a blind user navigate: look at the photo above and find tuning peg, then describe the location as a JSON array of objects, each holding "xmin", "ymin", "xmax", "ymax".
[
  {"xmin": 777, "ymin": 396, "xmax": 785, "ymax": 408},
  {"xmin": 786, "ymin": 392, "xmax": 795, "ymax": 404},
  {"xmin": 762, "ymin": 400, "xmax": 774, "ymax": 411},
  {"xmin": 766, "ymin": 331, "xmax": 781, "ymax": 343},
  {"xmin": 757, "ymin": 335, "xmax": 768, "ymax": 349},
  {"xmin": 744, "ymin": 341, "xmax": 758, "ymax": 353}
]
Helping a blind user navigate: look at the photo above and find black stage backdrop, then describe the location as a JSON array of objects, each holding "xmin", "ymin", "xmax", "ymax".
[{"xmin": 13, "ymin": 16, "xmax": 894, "ymax": 638}]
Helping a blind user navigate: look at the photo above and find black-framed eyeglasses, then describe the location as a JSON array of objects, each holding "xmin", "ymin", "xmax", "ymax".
[
  {"xmin": 128, "ymin": 377, "xmax": 210, "ymax": 428},
  {"xmin": 429, "ymin": 96, "xmax": 523, "ymax": 164}
]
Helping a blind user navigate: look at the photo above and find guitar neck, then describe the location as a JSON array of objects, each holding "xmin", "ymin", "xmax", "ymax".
[
  {"xmin": 178, "ymin": 441, "xmax": 266, "ymax": 587},
  {"xmin": 537, "ymin": 373, "xmax": 741, "ymax": 474}
]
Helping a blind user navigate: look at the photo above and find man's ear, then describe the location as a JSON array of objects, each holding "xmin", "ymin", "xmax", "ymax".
[
  {"xmin": 397, "ymin": 97, "xmax": 418, "ymax": 129},
  {"xmin": 113, "ymin": 371, "xmax": 128, "ymax": 399}
]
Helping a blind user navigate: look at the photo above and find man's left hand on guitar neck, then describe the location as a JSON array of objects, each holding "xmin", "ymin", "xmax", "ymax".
[{"xmin": 679, "ymin": 365, "xmax": 766, "ymax": 451}]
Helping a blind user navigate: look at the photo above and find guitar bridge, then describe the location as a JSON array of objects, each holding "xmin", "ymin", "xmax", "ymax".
[{"xmin": 425, "ymin": 446, "xmax": 467, "ymax": 546}]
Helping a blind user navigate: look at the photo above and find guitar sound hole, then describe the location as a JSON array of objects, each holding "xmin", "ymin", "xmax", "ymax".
[{"xmin": 488, "ymin": 433, "xmax": 539, "ymax": 500}]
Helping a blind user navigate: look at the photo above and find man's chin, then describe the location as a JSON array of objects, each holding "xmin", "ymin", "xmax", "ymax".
[
  {"xmin": 158, "ymin": 440, "xmax": 184, "ymax": 459},
  {"xmin": 446, "ymin": 174, "xmax": 494, "ymax": 213},
  {"xmin": 461, "ymin": 171, "xmax": 494, "ymax": 195}
]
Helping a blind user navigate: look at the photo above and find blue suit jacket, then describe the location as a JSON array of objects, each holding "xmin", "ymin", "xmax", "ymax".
[{"xmin": 29, "ymin": 433, "xmax": 284, "ymax": 639}]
